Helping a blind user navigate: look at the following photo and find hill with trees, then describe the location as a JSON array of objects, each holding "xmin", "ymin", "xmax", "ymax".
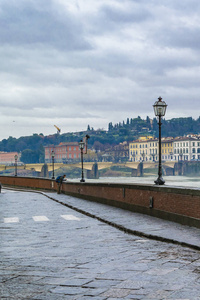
[{"xmin": 1, "ymin": 116, "xmax": 200, "ymax": 163}]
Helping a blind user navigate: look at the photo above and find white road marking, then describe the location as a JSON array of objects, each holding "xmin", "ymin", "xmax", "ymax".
[
  {"xmin": 61, "ymin": 215, "xmax": 81, "ymax": 221},
  {"xmin": 4, "ymin": 217, "xmax": 19, "ymax": 223},
  {"xmin": 32, "ymin": 216, "xmax": 49, "ymax": 222}
]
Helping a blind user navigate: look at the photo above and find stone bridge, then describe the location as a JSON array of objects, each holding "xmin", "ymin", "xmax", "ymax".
[{"xmin": 0, "ymin": 161, "xmax": 184, "ymax": 178}]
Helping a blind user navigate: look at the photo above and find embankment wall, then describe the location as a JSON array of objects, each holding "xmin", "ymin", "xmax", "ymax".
[{"xmin": 0, "ymin": 176, "xmax": 200, "ymax": 228}]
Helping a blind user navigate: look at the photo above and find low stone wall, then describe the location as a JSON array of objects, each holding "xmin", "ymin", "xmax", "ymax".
[{"xmin": 1, "ymin": 176, "xmax": 200, "ymax": 228}]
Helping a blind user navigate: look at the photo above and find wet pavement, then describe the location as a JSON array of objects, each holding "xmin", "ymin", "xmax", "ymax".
[
  {"xmin": 44, "ymin": 191, "xmax": 200, "ymax": 250},
  {"xmin": 1, "ymin": 188, "xmax": 200, "ymax": 299}
]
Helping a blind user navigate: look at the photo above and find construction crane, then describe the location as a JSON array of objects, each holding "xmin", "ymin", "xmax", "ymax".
[{"xmin": 54, "ymin": 125, "xmax": 61, "ymax": 135}]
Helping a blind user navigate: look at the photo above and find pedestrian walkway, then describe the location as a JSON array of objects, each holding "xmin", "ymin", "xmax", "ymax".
[
  {"xmin": 3, "ymin": 187, "xmax": 200, "ymax": 249},
  {"xmin": 1, "ymin": 188, "xmax": 200, "ymax": 299},
  {"xmin": 44, "ymin": 190, "xmax": 200, "ymax": 250}
]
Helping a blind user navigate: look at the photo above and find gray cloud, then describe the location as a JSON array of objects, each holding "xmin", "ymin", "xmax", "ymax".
[
  {"xmin": 0, "ymin": 0, "xmax": 91, "ymax": 51},
  {"xmin": 0, "ymin": 0, "xmax": 200, "ymax": 139}
]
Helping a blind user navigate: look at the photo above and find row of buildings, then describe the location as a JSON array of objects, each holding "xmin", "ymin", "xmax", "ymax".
[
  {"xmin": 129, "ymin": 135, "xmax": 200, "ymax": 162},
  {"xmin": 1, "ymin": 134, "xmax": 200, "ymax": 165}
]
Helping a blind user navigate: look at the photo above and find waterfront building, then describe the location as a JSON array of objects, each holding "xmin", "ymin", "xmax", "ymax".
[
  {"xmin": 129, "ymin": 136, "xmax": 156, "ymax": 162},
  {"xmin": 173, "ymin": 135, "xmax": 200, "ymax": 161},
  {"xmin": 161, "ymin": 138, "xmax": 174, "ymax": 161},
  {"xmin": 44, "ymin": 142, "xmax": 80, "ymax": 163},
  {"xmin": 0, "ymin": 152, "xmax": 20, "ymax": 164},
  {"xmin": 104, "ymin": 141, "xmax": 129, "ymax": 162},
  {"xmin": 129, "ymin": 134, "xmax": 200, "ymax": 162},
  {"xmin": 129, "ymin": 136, "xmax": 173, "ymax": 162},
  {"xmin": 147, "ymin": 138, "xmax": 159, "ymax": 162}
]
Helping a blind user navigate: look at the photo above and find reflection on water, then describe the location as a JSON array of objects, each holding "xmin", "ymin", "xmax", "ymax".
[{"xmin": 70, "ymin": 176, "xmax": 200, "ymax": 189}]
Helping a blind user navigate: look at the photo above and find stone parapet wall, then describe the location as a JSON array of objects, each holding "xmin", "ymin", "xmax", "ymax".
[{"xmin": 0, "ymin": 176, "xmax": 200, "ymax": 228}]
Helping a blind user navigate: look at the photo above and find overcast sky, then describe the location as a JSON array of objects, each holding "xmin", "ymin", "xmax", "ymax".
[{"xmin": 0, "ymin": 0, "xmax": 200, "ymax": 140}]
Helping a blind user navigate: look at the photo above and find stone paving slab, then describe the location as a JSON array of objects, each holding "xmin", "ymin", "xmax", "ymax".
[
  {"xmin": 1, "ymin": 189, "xmax": 200, "ymax": 299},
  {"xmin": 44, "ymin": 191, "xmax": 200, "ymax": 249}
]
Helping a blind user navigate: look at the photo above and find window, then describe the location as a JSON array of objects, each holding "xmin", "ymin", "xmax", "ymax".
[
  {"xmin": 69, "ymin": 147, "xmax": 71, "ymax": 151},
  {"xmin": 74, "ymin": 147, "xmax": 76, "ymax": 150},
  {"xmin": 193, "ymin": 142, "xmax": 195, "ymax": 147},
  {"xmin": 192, "ymin": 148, "xmax": 196, "ymax": 153}
]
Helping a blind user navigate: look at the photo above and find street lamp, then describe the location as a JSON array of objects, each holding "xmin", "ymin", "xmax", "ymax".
[
  {"xmin": 79, "ymin": 139, "xmax": 85, "ymax": 182},
  {"xmin": 153, "ymin": 96, "xmax": 167, "ymax": 185},
  {"xmin": 14, "ymin": 154, "xmax": 18, "ymax": 177},
  {"xmin": 51, "ymin": 151, "xmax": 55, "ymax": 179}
]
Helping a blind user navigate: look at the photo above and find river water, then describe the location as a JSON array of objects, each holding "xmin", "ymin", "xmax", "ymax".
[{"xmin": 71, "ymin": 176, "xmax": 200, "ymax": 190}]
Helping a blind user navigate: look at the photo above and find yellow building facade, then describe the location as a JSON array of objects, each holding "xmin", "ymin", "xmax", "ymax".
[
  {"xmin": 161, "ymin": 138, "xmax": 174, "ymax": 161},
  {"xmin": 129, "ymin": 136, "xmax": 174, "ymax": 162}
]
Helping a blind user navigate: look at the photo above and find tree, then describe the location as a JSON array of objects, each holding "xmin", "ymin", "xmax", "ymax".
[
  {"xmin": 108, "ymin": 122, "xmax": 113, "ymax": 131},
  {"xmin": 21, "ymin": 149, "xmax": 39, "ymax": 164}
]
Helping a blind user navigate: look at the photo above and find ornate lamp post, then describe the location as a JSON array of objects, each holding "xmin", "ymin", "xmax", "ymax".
[
  {"xmin": 153, "ymin": 96, "xmax": 167, "ymax": 185},
  {"xmin": 51, "ymin": 151, "xmax": 55, "ymax": 179},
  {"xmin": 14, "ymin": 154, "xmax": 18, "ymax": 177},
  {"xmin": 79, "ymin": 139, "xmax": 85, "ymax": 182}
]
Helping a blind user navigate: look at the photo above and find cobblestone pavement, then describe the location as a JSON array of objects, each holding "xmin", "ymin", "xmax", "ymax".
[{"xmin": 1, "ymin": 189, "xmax": 200, "ymax": 299}]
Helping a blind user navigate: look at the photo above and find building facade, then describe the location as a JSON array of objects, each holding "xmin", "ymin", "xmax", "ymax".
[
  {"xmin": 0, "ymin": 152, "xmax": 20, "ymax": 164},
  {"xmin": 129, "ymin": 136, "xmax": 158, "ymax": 162},
  {"xmin": 129, "ymin": 135, "xmax": 200, "ymax": 162},
  {"xmin": 104, "ymin": 142, "xmax": 129, "ymax": 162},
  {"xmin": 173, "ymin": 136, "xmax": 200, "ymax": 161},
  {"xmin": 45, "ymin": 142, "xmax": 80, "ymax": 163}
]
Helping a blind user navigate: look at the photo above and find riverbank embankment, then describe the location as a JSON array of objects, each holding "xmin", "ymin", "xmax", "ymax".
[{"xmin": 0, "ymin": 176, "xmax": 199, "ymax": 228}]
